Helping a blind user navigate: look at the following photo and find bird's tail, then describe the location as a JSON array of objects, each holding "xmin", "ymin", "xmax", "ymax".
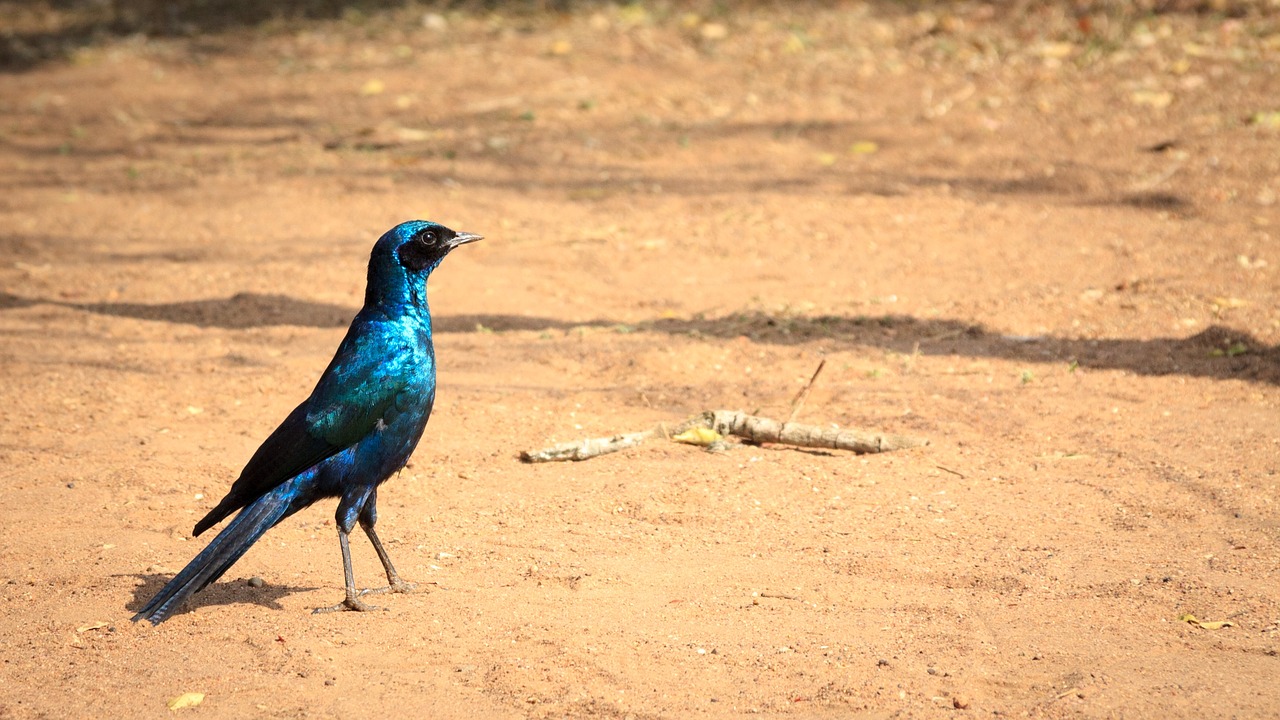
[{"xmin": 132, "ymin": 486, "xmax": 294, "ymax": 625}]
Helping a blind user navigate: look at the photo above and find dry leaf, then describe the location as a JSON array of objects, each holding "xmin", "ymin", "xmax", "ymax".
[
  {"xmin": 422, "ymin": 13, "xmax": 447, "ymax": 31},
  {"xmin": 1036, "ymin": 42, "xmax": 1075, "ymax": 59},
  {"xmin": 617, "ymin": 5, "xmax": 650, "ymax": 26},
  {"xmin": 1181, "ymin": 42, "xmax": 1212, "ymax": 58},
  {"xmin": 1248, "ymin": 111, "xmax": 1280, "ymax": 128},
  {"xmin": 396, "ymin": 127, "xmax": 431, "ymax": 142},
  {"xmin": 76, "ymin": 621, "xmax": 109, "ymax": 633},
  {"xmin": 849, "ymin": 141, "xmax": 879, "ymax": 155},
  {"xmin": 1131, "ymin": 90, "xmax": 1173, "ymax": 109},
  {"xmin": 1178, "ymin": 613, "xmax": 1234, "ymax": 630},
  {"xmin": 700, "ymin": 23, "xmax": 728, "ymax": 41},
  {"xmin": 168, "ymin": 693, "xmax": 205, "ymax": 711},
  {"xmin": 673, "ymin": 427, "xmax": 723, "ymax": 446}
]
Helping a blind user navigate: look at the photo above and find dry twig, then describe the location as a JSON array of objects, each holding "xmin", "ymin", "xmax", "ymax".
[
  {"xmin": 519, "ymin": 431, "xmax": 653, "ymax": 463},
  {"xmin": 787, "ymin": 358, "xmax": 826, "ymax": 423},
  {"xmin": 519, "ymin": 410, "xmax": 927, "ymax": 463},
  {"xmin": 691, "ymin": 410, "xmax": 927, "ymax": 454}
]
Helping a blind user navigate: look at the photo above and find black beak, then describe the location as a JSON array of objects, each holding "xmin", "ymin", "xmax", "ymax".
[{"xmin": 450, "ymin": 232, "xmax": 483, "ymax": 247}]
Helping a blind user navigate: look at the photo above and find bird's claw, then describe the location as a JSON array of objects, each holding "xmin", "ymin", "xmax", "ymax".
[
  {"xmin": 358, "ymin": 579, "xmax": 417, "ymax": 597},
  {"xmin": 313, "ymin": 595, "xmax": 386, "ymax": 614}
]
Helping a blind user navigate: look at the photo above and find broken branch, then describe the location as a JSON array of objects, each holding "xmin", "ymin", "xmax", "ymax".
[
  {"xmin": 692, "ymin": 410, "xmax": 927, "ymax": 454},
  {"xmin": 519, "ymin": 431, "xmax": 654, "ymax": 463},
  {"xmin": 519, "ymin": 410, "xmax": 927, "ymax": 463}
]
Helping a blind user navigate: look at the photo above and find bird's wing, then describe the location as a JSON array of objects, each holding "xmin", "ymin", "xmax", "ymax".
[
  {"xmin": 193, "ymin": 334, "xmax": 419, "ymax": 536},
  {"xmin": 304, "ymin": 333, "xmax": 421, "ymax": 447}
]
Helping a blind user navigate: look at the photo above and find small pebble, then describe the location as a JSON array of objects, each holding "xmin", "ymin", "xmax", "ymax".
[
  {"xmin": 247, "ymin": 576, "xmax": 265, "ymax": 588},
  {"xmin": 877, "ymin": 658, "xmax": 891, "ymax": 667},
  {"xmin": 324, "ymin": 679, "xmax": 335, "ymax": 686},
  {"xmin": 66, "ymin": 482, "xmax": 75, "ymax": 489},
  {"xmin": 953, "ymin": 695, "xmax": 970, "ymax": 709}
]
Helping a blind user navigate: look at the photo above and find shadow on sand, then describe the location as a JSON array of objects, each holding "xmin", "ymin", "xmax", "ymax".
[
  {"xmin": 4, "ymin": 290, "xmax": 1276, "ymax": 385},
  {"xmin": 125, "ymin": 572, "xmax": 320, "ymax": 622}
]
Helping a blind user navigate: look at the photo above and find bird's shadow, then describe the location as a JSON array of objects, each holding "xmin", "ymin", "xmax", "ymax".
[
  {"xmin": 3, "ymin": 291, "xmax": 1277, "ymax": 385},
  {"xmin": 0, "ymin": 290, "xmax": 595, "ymax": 332},
  {"xmin": 1, "ymin": 291, "xmax": 353, "ymax": 329},
  {"xmin": 125, "ymin": 573, "xmax": 319, "ymax": 619}
]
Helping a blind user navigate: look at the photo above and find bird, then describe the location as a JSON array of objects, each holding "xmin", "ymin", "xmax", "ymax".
[{"xmin": 133, "ymin": 220, "xmax": 481, "ymax": 625}]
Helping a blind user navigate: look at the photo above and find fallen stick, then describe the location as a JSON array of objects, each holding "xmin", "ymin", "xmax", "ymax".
[
  {"xmin": 519, "ymin": 410, "xmax": 926, "ymax": 463},
  {"xmin": 692, "ymin": 410, "xmax": 927, "ymax": 454},
  {"xmin": 519, "ymin": 431, "xmax": 653, "ymax": 463}
]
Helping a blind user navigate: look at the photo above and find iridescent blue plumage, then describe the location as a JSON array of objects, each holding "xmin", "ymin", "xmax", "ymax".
[{"xmin": 133, "ymin": 220, "xmax": 481, "ymax": 624}]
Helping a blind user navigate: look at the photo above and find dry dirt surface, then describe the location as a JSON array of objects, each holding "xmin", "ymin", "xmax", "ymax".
[{"xmin": 2, "ymin": 2, "xmax": 1280, "ymax": 718}]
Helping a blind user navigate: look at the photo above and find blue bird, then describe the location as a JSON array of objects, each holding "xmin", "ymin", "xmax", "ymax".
[{"xmin": 133, "ymin": 220, "xmax": 481, "ymax": 624}]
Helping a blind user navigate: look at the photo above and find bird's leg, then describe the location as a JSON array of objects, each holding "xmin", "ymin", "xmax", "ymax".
[
  {"xmin": 356, "ymin": 507, "xmax": 417, "ymax": 596},
  {"xmin": 313, "ymin": 527, "xmax": 385, "ymax": 614}
]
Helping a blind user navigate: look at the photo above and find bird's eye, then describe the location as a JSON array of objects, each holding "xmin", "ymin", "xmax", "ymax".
[{"xmin": 419, "ymin": 230, "xmax": 438, "ymax": 244}]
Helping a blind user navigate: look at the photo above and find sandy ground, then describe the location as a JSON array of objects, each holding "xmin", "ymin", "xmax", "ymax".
[{"xmin": 2, "ymin": 2, "xmax": 1280, "ymax": 718}]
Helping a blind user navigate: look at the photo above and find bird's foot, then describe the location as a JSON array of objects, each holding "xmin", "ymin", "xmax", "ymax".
[
  {"xmin": 312, "ymin": 594, "xmax": 386, "ymax": 614},
  {"xmin": 358, "ymin": 578, "xmax": 417, "ymax": 597}
]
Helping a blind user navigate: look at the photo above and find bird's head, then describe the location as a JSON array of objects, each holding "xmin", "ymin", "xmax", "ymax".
[
  {"xmin": 387, "ymin": 220, "xmax": 482, "ymax": 274},
  {"xmin": 367, "ymin": 220, "xmax": 482, "ymax": 307}
]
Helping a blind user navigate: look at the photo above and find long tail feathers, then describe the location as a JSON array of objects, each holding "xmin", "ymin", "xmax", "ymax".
[{"xmin": 133, "ymin": 487, "xmax": 293, "ymax": 625}]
